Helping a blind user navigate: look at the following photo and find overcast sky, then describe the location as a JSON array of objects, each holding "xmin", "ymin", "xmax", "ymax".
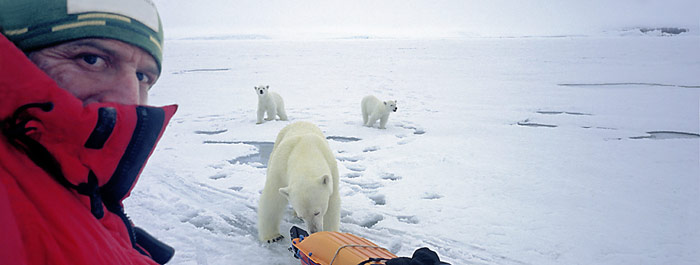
[{"xmin": 153, "ymin": 0, "xmax": 700, "ymax": 38}]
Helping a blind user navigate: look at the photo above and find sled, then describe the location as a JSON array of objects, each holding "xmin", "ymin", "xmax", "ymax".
[{"xmin": 289, "ymin": 226, "xmax": 397, "ymax": 265}]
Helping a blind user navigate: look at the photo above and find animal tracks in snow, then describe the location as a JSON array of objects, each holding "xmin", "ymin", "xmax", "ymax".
[
  {"xmin": 422, "ymin": 192, "xmax": 444, "ymax": 200},
  {"xmin": 396, "ymin": 123, "xmax": 426, "ymax": 135},
  {"xmin": 344, "ymin": 163, "xmax": 366, "ymax": 172},
  {"xmin": 397, "ymin": 215, "xmax": 420, "ymax": 224},
  {"xmin": 379, "ymin": 173, "xmax": 402, "ymax": 181},
  {"xmin": 368, "ymin": 194, "xmax": 387, "ymax": 205},
  {"xmin": 194, "ymin": 117, "xmax": 437, "ymax": 237},
  {"xmin": 362, "ymin": 146, "xmax": 380, "ymax": 152},
  {"xmin": 344, "ymin": 172, "xmax": 362, "ymax": 179},
  {"xmin": 326, "ymin": 120, "xmax": 440, "ymax": 230},
  {"xmin": 342, "ymin": 178, "xmax": 383, "ymax": 190}
]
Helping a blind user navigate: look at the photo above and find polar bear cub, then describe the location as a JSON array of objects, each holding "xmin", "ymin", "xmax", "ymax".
[
  {"xmin": 361, "ymin": 95, "xmax": 397, "ymax": 129},
  {"xmin": 258, "ymin": 121, "xmax": 340, "ymax": 243},
  {"xmin": 255, "ymin": 85, "xmax": 288, "ymax": 124}
]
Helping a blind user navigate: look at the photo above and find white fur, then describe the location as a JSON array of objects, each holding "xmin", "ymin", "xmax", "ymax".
[
  {"xmin": 257, "ymin": 121, "xmax": 340, "ymax": 243},
  {"xmin": 255, "ymin": 85, "xmax": 288, "ymax": 124},
  {"xmin": 361, "ymin": 95, "xmax": 397, "ymax": 129}
]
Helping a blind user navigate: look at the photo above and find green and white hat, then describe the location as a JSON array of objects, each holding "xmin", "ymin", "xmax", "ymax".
[{"xmin": 0, "ymin": 0, "xmax": 164, "ymax": 73}]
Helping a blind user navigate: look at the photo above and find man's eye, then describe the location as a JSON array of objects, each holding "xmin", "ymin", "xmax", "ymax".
[
  {"xmin": 81, "ymin": 55, "xmax": 100, "ymax": 65},
  {"xmin": 136, "ymin": 72, "xmax": 150, "ymax": 83},
  {"xmin": 78, "ymin": 54, "xmax": 106, "ymax": 68}
]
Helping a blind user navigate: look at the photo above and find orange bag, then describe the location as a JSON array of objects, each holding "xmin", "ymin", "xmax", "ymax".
[{"xmin": 290, "ymin": 227, "xmax": 397, "ymax": 265}]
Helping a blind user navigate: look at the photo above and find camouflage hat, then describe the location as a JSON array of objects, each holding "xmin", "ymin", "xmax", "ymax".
[{"xmin": 0, "ymin": 0, "xmax": 164, "ymax": 73}]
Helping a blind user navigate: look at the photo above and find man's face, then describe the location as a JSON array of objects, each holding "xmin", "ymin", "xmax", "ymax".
[{"xmin": 28, "ymin": 38, "xmax": 159, "ymax": 105}]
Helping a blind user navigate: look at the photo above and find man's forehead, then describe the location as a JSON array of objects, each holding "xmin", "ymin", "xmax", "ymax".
[{"xmin": 63, "ymin": 38, "xmax": 142, "ymax": 56}]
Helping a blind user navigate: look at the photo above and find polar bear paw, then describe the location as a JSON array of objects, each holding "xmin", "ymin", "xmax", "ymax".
[{"xmin": 264, "ymin": 234, "xmax": 284, "ymax": 243}]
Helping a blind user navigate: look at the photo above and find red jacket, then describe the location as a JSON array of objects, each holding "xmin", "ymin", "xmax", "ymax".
[{"xmin": 0, "ymin": 34, "xmax": 176, "ymax": 264}]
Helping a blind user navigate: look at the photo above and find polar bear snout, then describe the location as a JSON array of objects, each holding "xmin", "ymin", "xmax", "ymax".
[
  {"xmin": 306, "ymin": 218, "xmax": 322, "ymax": 234},
  {"xmin": 259, "ymin": 90, "xmax": 264, "ymax": 95},
  {"xmin": 305, "ymin": 210, "xmax": 325, "ymax": 234},
  {"xmin": 393, "ymin": 106, "xmax": 398, "ymax": 112}
]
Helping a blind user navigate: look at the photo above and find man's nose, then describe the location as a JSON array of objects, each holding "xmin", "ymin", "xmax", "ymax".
[{"xmin": 99, "ymin": 69, "xmax": 140, "ymax": 105}]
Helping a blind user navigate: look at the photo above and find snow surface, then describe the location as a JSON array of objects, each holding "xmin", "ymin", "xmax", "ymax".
[{"xmin": 124, "ymin": 35, "xmax": 700, "ymax": 265}]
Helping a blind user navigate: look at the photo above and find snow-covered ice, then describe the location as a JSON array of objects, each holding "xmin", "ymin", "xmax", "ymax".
[{"xmin": 124, "ymin": 35, "xmax": 700, "ymax": 265}]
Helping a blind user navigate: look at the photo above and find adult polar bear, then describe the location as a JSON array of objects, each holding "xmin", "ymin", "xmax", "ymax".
[
  {"xmin": 258, "ymin": 121, "xmax": 340, "ymax": 243},
  {"xmin": 255, "ymin": 85, "xmax": 288, "ymax": 124},
  {"xmin": 362, "ymin": 95, "xmax": 397, "ymax": 129}
]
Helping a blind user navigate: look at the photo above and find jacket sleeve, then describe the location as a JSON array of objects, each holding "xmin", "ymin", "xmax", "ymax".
[{"xmin": 0, "ymin": 181, "xmax": 28, "ymax": 265}]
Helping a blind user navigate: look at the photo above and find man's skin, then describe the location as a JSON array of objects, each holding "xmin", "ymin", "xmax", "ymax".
[{"xmin": 27, "ymin": 38, "xmax": 160, "ymax": 105}]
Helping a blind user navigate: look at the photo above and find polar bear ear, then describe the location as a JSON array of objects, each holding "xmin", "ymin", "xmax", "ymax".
[
  {"xmin": 279, "ymin": 187, "xmax": 291, "ymax": 199},
  {"xmin": 383, "ymin": 101, "xmax": 387, "ymax": 105},
  {"xmin": 321, "ymin": 175, "xmax": 330, "ymax": 186},
  {"xmin": 266, "ymin": 85, "xmax": 269, "ymax": 89}
]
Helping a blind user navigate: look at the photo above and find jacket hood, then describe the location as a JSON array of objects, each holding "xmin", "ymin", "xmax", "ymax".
[{"xmin": 0, "ymin": 33, "xmax": 176, "ymax": 215}]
